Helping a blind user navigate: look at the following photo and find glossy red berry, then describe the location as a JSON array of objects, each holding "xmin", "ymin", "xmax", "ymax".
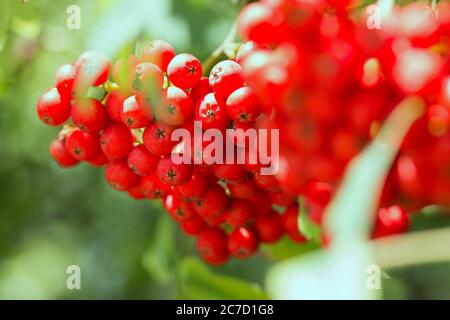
[
  {"xmin": 253, "ymin": 171, "xmax": 280, "ymax": 192},
  {"xmin": 167, "ymin": 53, "xmax": 202, "ymax": 89},
  {"xmin": 121, "ymin": 94, "xmax": 154, "ymax": 128},
  {"xmin": 74, "ymin": 50, "xmax": 111, "ymax": 94},
  {"xmin": 269, "ymin": 191, "xmax": 297, "ymax": 207},
  {"xmin": 127, "ymin": 184, "xmax": 145, "ymax": 200},
  {"xmin": 173, "ymin": 170, "xmax": 208, "ymax": 200},
  {"xmin": 193, "ymin": 184, "xmax": 229, "ymax": 219},
  {"xmin": 237, "ymin": 2, "xmax": 281, "ymax": 43},
  {"xmin": 105, "ymin": 91, "xmax": 127, "ymax": 123},
  {"xmin": 236, "ymin": 41, "xmax": 268, "ymax": 65},
  {"xmin": 196, "ymin": 227, "xmax": 229, "ymax": 265},
  {"xmin": 209, "ymin": 60, "xmax": 244, "ymax": 99},
  {"xmin": 71, "ymin": 99, "xmax": 107, "ymax": 134},
  {"xmin": 227, "ymin": 227, "xmax": 258, "ymax": 259},
  {"xmin": 127, "ymin": 144, "xmax": 159, "ymax": 176},
  {"xmin": 100, "ymin": 124, "xmax": 133, "ymax": 161},
  {"xmin": 224, "ymin": 199, "xmax": 253, "ymax": 228},
  {"xmin": 190, "ymin": 76, "xmax": 212, "ymax": 102},
  {"xmin": 143, "ymin": 122, "xmax": 177, "ymax": 156},
  {"xmin": 373, "ymin": 205, "xmax": 409, "ymax": 238},
  {"xmin": 282, "ymin": 205, "xmax": 307, "ymax": 243},
  {"xmin": 87, "ymin": 150, "xmax": 108, "ymax": 167},
  {"xmin": 228, "ymin": 177, "xmax": 258, "ymax": 199},
  {"xmin": 65, "ymin": 129, "xmax": 100, "ymax": 161},
  {"xmin": 37, "ymin": 88, "xmax": 71, "ymax": 126},
  {"xmin": 156, "ymin": 86, "xmax": 193, "ymax": 126},
  {"xmin": 164, "ymin": 194, "xmax": 196, "ymax": 222},
  {"xmin": 213, "ymin": 163, "xmax": 247, "ymax": 182},
  {"xmin": 156, "ymin": 156, "xmax": 193, "ymax": 186},
  {"xmin": 254, "ymin": 212, "xmax": 284, "ymax": 243},
  {"xmin": 105, "ymin": 160, "xmax": 139, "ymax": 191},
  {"xmin": 49, "ymin": 139, "xmax": 79, "ymax": 167},
  {"xmin": 55, "ymin": 64, "xmax": 76, "ymax": 100},
  {"xmin": 141, "ymin": 40, "xmax": 175, "ymax": 72},
  {"xmin": 226, "ymin": 87, "xmax": 261, "ymax": 123},
  {"xmin": 139, "ymin": 173, "xmax": 171, "ymax": 199},
  {"xmin": 195, "ymin": 93, "xmax": 231, "ymax": 131},
  {"xmin": 181, "ymin": 215, "xmax": 207, "ymax": 236}
]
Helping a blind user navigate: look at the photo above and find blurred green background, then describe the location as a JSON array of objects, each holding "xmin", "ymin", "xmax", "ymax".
[{"xmin": 0, "ymin": 0, "xmax": 449, "ymax": 299}]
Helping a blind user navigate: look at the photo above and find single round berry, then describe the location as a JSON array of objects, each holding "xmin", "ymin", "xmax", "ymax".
[
  {"xmin": 74, "ymin": 50, "xmax": 111, "ymax": 94},
  {"xmin": 71, "ymin": 99, "xmax": 107, "ymax": 134},
  {"xmin": 269, "ymin": 191, "xmax": 297, "ymax": 207},
  {"xmin": 227, "ymin": 227, "xmax": 258, "ymax": 259},
  {"xmin": 195, "ymin": 93, "xmax": 231, "ymax": 131},
  {"xmin": 253, "ymin": 171, "xmax": 279, "ymax": 192},
  {"xmin": 224, "ymin": 199, "xmax": 254, "ymax": 228},
  {"xmin": 49, "ymin": 139, "xmax": 79, "ymax": 167},
  {"xmin": 237, "ymin": 2, "xmax": 281, "ymax": 43},
  {"xmin": 167, "ymin": 53, "xmax": 202, "ymax": 89},
  {"xmin": 55, "ymin": 64, "xmax": 76, "ymax": 100},
  {"xmin": 105, "ymin": 160, "xmax": 139, "ymax": 191},
  {"xmin": 181, "ymin": 215, "xmax": 207, "ymax": 236},
  {"xmin": 141, "ymin": 40, "xmax": 175, "ymax": 72},
  {"xmin": 196, "ymin": 227, "xmax": 229, "ymax": 265},
  {"xmin": 122, "ymin": 94, "xmax": 154, "ymax": 128},
  {"xmin": 127, "ymin": 184, "xmax": 145, "ymax": 200},
  {"xmin": 173, "ymin": 170, "xmax": 209, "ymax": 200},
  {"xmin": 282, "ymin": 205, "xmax": 307, "ymax": 243},
  {"xmin": 226, "ymin": 87, "xmax": 261, "ymax": 123},
  {"xmin": 228, "ymin": 178, "xmax": 259, "ymax": 199},
  {"xmin": 193, "ymin": 184, "xmax": 229, "ymax": 219},
  {"xmin": 139, "ymin": 173, "xmax": 171, "ymax": 199},
  {"xmin": 156, "ymin": 86, "xmax": 193, "ymax": 126},
  {"xmin": 127, "ymin": 144, "xmax": 159, "ymax": 176},
  {"xmin": 130, "ymin": 62, "xmax": 164, "ymax": 94},
  {"xmin": 373, "ymin": 205, "xmax": 409, "ymax": 238},
  {"xmin": 143, "ymin": 122, "xmax": 177, "ymax": 156},
  {"xmin": 37, "ymin": 88, "xmax": 71, "ymax": 126},
  {"xmin": 253, "ymin": 212, "xmax": 284, "ymax": 243},
  {"xmin": 164, "ymin": 194, "xmax": 196, "ymax": 222},
  {"xmin": 100, "ymin": 124, "xmax": 133, "ymax": 161},
  {"xmin": 209, "ymin": 60, "xmax": 244, "ymax": 99},
  {"xmin": 105, "ymin": 91, "xmax": 127, "ymax": 123},
  {"xmin": 156, "ymin": 156, "xmax": 193, "ymax": 186},
  {"xmin": 213, "ymin": 163, "xmax": 247, "ymax": 182},
  {"xmin": 65, "ymin": 129, "xmax": 100, "ymax": 161},
  {"xmin": 87, "ymin": 150, "xmax": 108, "ymax": 167}
]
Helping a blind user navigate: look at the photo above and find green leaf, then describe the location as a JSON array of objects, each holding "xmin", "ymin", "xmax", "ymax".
[
  {"xmin": 262, "ymin": 236, "xmax": 319, "ymax": 260},
  {"xmin": 0, "ymin": 0, "xmax": 11, "ymax": 53},
  {"xmin": 298, "ymin": 198, "xmax": 322, "ymax": 244},
  {"xmin": 179, "ymin": 257, "xmax": 267, "ymax": 300}
]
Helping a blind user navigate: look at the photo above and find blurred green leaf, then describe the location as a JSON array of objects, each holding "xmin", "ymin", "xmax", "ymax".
[
  {"xmin": 179, "ymin": 257, "xmax": 267, "ymax": 299},
  {"xmin": 262, "ymin": 236, "xmax": 319, "ymax": 260},
  {"xmin": 0, "ymin": 0, "xmax": 11, "ymax": 52},
  {"xmin": 298, "ymin": 198, "xmax": 322, "ymax": 244}
]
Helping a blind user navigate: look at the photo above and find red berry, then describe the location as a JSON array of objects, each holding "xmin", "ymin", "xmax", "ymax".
[
  {"xmin": 253, "ymin": 171, "xmax": 279, "ymax": 192},
  {"xmin": 236, "ymin": 41, "xmax": 268, "ymax": 65},
  {"xmin": 269, "ymin": 191, "xmax": 297, "ymax": 207},
  {"xmin": 167, "ymin": 53, "xmax": 202, "ymax": 89},
  {"xmin": 139, "ymin": 173, "xmax": 171, "ymax": 199},
  {"xmin": 156, "ymin": 156, "xmax": 193, "ymax": 186},
  {"xmin": 224, "ymin": 199, "xmax": 254, "ymax": 228},
  {"xmin": 227, "ymin": 227, "xmax": 258, "ymax": 259},
  {"xmin": 55, "ymin": 64, "xmax": 76, "ymax": 100},
  {"xmin": 143, "ymin": 122, "xmax": 177, "ymax": 156},
  {"xmin": 226, "ymin": 121, "xmax": 255, "ymax": 147},
  {"xmin": 173, "ymin": 170, "xmax": 208, "ymax": 200},
  {"xmin": 71, "ymin": 99, "xmax": 107, "ymax": 134},
  {"xmin": 248, "ymin": 191, "xmax": 272, "ymax": 216},
  {"xmin": 193, "ymin": 184, "xmax": 229, "ymax": 219},
  {"xmin": 87, "ymin": 150, "xmax": 108, "ymax": 167},
  {"xmin": 112, "ymin": 55, "xmax": 140, "ymax": 90},
  {"xmin": 105, "ymin": 91, "xmax": 127, "ymax": 123},
  {"xmin": 237, "ymin": 2, "xmax": 282, "ymax": 43},
  {"xmin": 226, "ymin": 87, "xmax": 261, "ymax": 123},
  {"xmin": 130, "ymin": 62, "xmax": 164, "ymax": 93},
  {"xmin": 121, "ymin": 94, "xmax": 154, "ymax": 128},
  {"xmin": 49, "ymin": 139, "xmax": 79, "ymax": 167},
  {"xmin": 282, "ymin": 205, "xmax": 307, "ymax": 243},
  {"xmin": 190, "ymin": 77, "xmax": 212, "ymax": 102},
  {"xmin": 127, "ymin": 184, "xmax": 145, "ymax": 200},
  {"xmin": 141, "ymin": 40, "xmax": 175, "ymax": 72},
  {"xmin": 302, "ymin": 182, "xmax": 333, "ymax": 224},
  {"xmin": 209, "ymin": 60, "xmax": 244, "ymax": 99},
  {"xmin": 373, "ymin": 205, "xmax": 409, "ymax": 238},
  {"xmin": 37, "ymin": 88, "xmax": 71, "ymax": 126},
  {"xmin": 196, "ymin": 227, "xmax": 229, "ymax": 265},
  {"xmin": 65, "ymin": 129, "xmax": 100, "ymax": 161},
  {"xmin": 74, "ymin": 51, "xmax": 111, "ymax": 94},
  {"xmin": 195, "ymin": 93, "xmax": 231, "ymax": 131},
  {"xmin": 181, "ymin": 215, "xmax": 207, "ymax": 236},
  {"xmin": 156, "ymin": 86, "xmax": 193, "ymax": 126},
  {"xmin": 164, "ymin": 194, "xmax": 196, "ymax": 222},
  {"xmin": 213, "ymin": 163, "xmax": 247, "ymax": 182},
  {"xmin": 100, "ymin": 124, "xmax": 133, "ymax": 161},
  {"xmin": 228, "ymin": 177, "xmax": 258, "ymax": 199},
  {"xmin": 253, "ymin": 212, "xmax": 284, "ymax": 243},
  {"xmin": 127, "ymin": 144, "xmax": 159, "ymax": 176},
  {"xmin": 105, "ymin": 160, "xmax": 139, "ymax": 191}
]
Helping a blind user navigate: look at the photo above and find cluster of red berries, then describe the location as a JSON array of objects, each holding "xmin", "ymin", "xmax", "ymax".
[{"xmin": 37, "ymin": 1, "xmax": 448, "ymax": 265}]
